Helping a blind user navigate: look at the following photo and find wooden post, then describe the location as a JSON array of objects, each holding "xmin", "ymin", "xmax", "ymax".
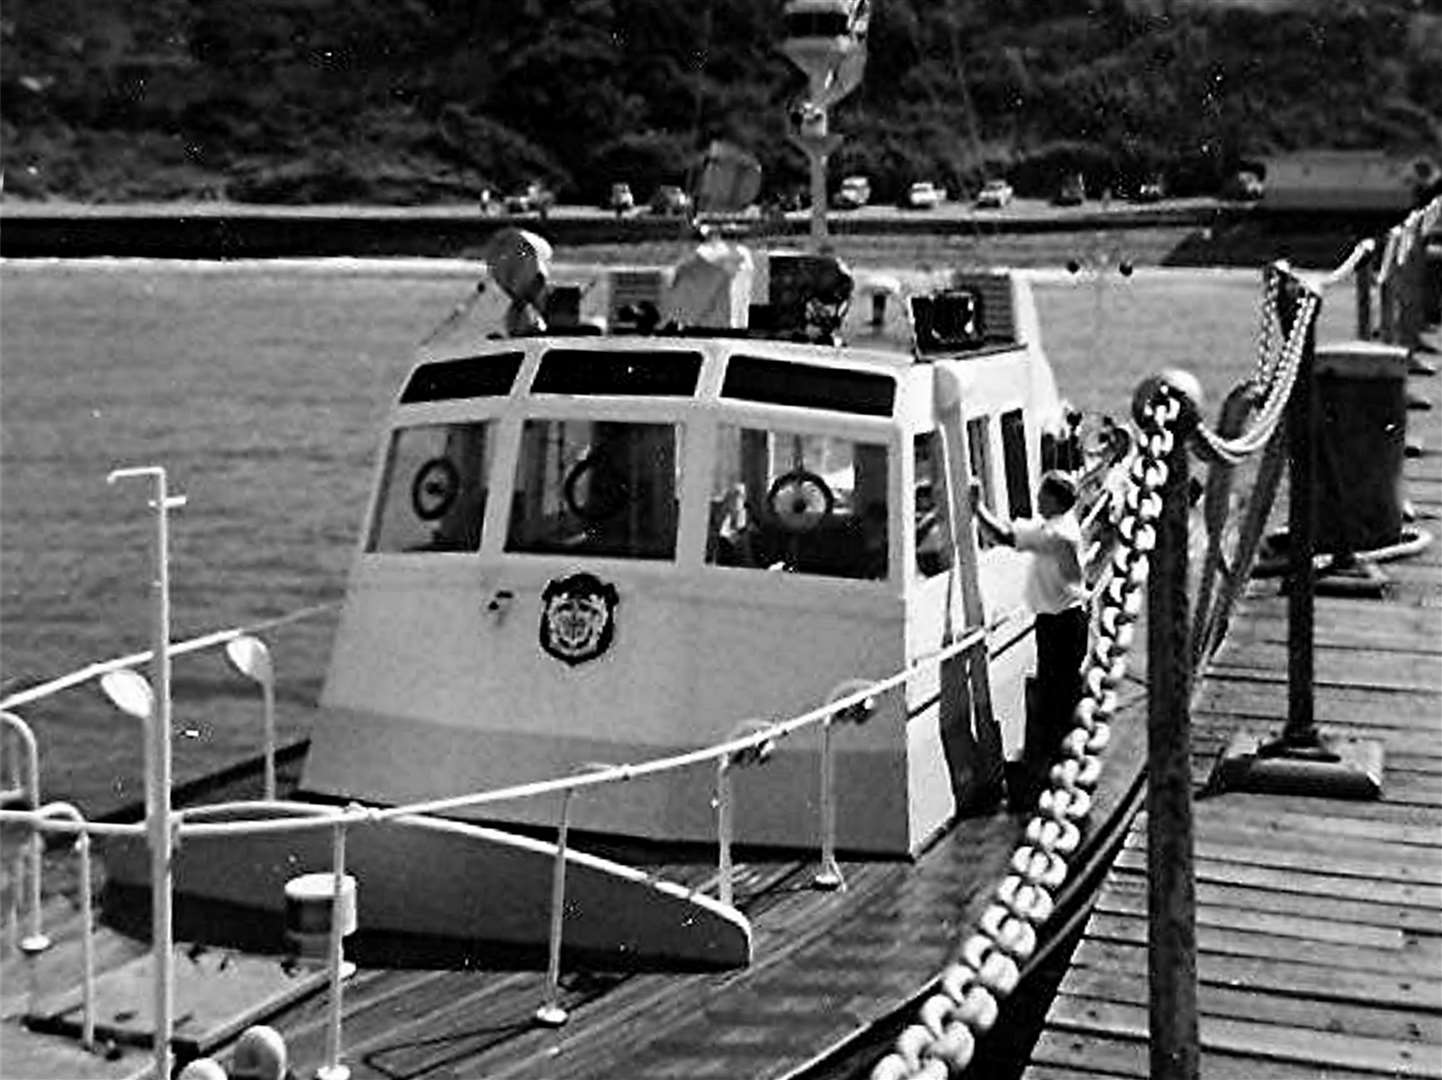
[
  {"xmin": 1354, "ymin": 241, "xmax": 1374, "ymax": 340},
  {"xmin": 1144, "ymin": 378, "xmax": 1201, "ymax": 1080},
  {"xmin": 1283, "ymin": 282, "xmax": 1320, "ymax": 746}
]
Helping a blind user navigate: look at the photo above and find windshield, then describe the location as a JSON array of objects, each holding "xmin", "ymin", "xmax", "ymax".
[
  {"xmin": 706, "ymin": 423, "xmax": 889, "ymax": 580},
  {"xmin": 506, "ymin": 419, "xmax": 681, "ymax": 559},
  {"xmin": 368, "ymin": 422, "xmax": 492, "ymax": 553}
]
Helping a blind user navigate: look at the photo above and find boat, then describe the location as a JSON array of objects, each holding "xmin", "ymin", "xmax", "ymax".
[
  {"xmin": 0, "ymin": 237, "xmax": 1145, "ymax": 1080},
  {"xmin": 0, "ymin": 8, "xmax": 1152, "ymax": 1079}
]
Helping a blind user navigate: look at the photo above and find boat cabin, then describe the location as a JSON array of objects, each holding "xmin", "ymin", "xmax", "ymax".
[{"xmin": 302, "ymin": 242, "xmax": 1071, "ymax": 857}]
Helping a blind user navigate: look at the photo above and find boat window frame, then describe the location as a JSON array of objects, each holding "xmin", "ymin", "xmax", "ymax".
[{"xmin": 1000, "ymin": 408, "xmax": 1032, "ymax": 520}]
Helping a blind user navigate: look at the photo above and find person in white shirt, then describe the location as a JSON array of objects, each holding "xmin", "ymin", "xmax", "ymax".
[{"xmin": 971, "ymin": 470, "xmax": 1089, "ymax": 809}]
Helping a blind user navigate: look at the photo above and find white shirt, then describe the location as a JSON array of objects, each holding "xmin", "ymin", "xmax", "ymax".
[{"xmin": 1014, "ymin": 510, "xmax": 1087, "ymax": 614}]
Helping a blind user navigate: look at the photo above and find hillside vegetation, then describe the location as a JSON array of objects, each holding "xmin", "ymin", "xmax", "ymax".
[{"xmin": 2, "ymin": 0, "xmax": 1438, "ymax": 205}]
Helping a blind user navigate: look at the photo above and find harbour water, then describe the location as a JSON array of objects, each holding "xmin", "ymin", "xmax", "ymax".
[{"xmin": 0, "ymin": 258, "xmax": 1356, "ymax": 818}]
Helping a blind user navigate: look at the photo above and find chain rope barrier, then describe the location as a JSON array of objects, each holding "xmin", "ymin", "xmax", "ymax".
[
  {"xmin": 869, "ymin": 384, "xmax": 1183, "ymax": 1080},
  {"xmin": 870, "ymin": 253, "xmax": 1337, "ymax": 1078}
]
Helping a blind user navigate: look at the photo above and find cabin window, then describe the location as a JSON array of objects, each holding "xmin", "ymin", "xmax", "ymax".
[
  {"xmin": 368, "ymin": 421, "xmax": 492, "ymax": 553},
  {"xmin": 914, "ymin": 433, "xmax": 951, "ymax": 578},
  {"xmin": 706, "ymin": 424, "xmax": 889, "ymax": 580},
  {"xmin": 506, "ymin": 419, "xmax": 681, "ymax": 559},
  {"xmin": 1001, "ymin": 409, "xmax": 1032, "ymax": 519},
  {"xmin": 966, "ymin": 416, "xmax": 996, "ymax": 549}
]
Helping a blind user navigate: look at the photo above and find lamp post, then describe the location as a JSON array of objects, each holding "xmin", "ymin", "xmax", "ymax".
[{"xmin": 225, "ymin": 635, "xmax": 277, "ymax": 801}]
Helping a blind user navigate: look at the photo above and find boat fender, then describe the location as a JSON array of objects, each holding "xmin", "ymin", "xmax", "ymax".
[
  {"xmin": 961, "ymin": 933, "xmax": 1021, "ymax": 995},
  {"xmin": 1010, "ymin": 846, "xmax": 1066, "ymax": 889},
  {"xmin": 868, "ymin": 1052, "xmax": 914, "ymax": 1080}
]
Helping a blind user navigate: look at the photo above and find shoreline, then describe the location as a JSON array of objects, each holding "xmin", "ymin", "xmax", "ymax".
[{"xmin": 0, "ymin": 199, "xmax": 1401, "ymax": 268}]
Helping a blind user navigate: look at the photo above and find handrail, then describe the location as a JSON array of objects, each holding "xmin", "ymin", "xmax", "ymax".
[
  {"xmin": 1, "ymin": 711, "xmax": 46, "ymax": 952},
  {"xmin": 0, "ymin": 628, "xmax": 985, "ymax": 846},
  {"xmin": 0, "ymin": 602, "xmax": 336, "ymax": 711}
]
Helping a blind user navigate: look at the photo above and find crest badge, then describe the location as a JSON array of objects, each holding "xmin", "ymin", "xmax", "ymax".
[{"xmin": 539, "ymin": 572, "xmax": 619, "ymax": 666}]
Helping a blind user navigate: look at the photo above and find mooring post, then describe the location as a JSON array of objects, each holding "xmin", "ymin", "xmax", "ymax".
[
  {"xmin": 1283, "ymin": 281, "xmax": 1320, "ymax": 746},
  {"xmin": 1141, "ymin": 373, "xmax": 1201, "ymax": 1080},
  {"xmin": 1354, "ymin": 239, "xmax": 1374, "ymax": 339}
]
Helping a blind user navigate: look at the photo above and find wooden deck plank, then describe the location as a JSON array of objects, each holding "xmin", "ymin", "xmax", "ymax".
[
  {"xmin": 1098, "ymin": 866, "xmax": 1442, "ymax": 934},
  {"xmin": 1082, "ymin": 909, "xmax": 1440, "ymax": 977},
  {"xmin": 1047, "ymin": 996, "xmax": 1442, "ymax": 1078},
  {"xmin": 1067, "ymin": 938, "xmax": 1440, "ymax": 1013},
  {"xmin": 1030, "ymin": 1028, "xmax": 1388, "ymax": 1080},
  {"xmin": 1056, "ymin": 966, "xmax": 1442, "ymax": 1045}
]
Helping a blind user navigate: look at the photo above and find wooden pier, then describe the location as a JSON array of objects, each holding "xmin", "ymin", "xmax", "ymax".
[{"xmin": 1025, "ymin": 328, "xmax": 1442, "ymax": 1079}]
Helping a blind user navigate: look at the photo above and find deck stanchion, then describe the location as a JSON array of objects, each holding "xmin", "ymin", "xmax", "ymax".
[
  {"xmin": 717, "ymin": 720, "xmax": 775, "ymax": 907},
  {"xmin": 1, "ymin": 711, "xmax": 48, "ymax": 955},
  {"xmin": 814, "ymin": 717, "xmax": 842, "ymax": 890},
  {"xmin": 814, "ymin": 681, "xmax": 876, "ymax": 891},
  {"xmin": 1137, "ymin": 373, "xmax": 1201, "ymax": 1080},
  {"xmin": 30, "ymin": 803, "xmax": 95, "ymax": 1049},
  {"xmin": 318, "ymin": 820, "xmax": 351, "ymax": 1080},
  {"xmin": 536, "ymin": 786, "xmax": 575, "ymax": 1027},
  {"xmin": 715, "ymin": 756, "xmax": 735, "ymax": 907}
]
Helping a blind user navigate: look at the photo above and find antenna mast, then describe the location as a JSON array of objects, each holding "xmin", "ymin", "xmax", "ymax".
[{"xmin": 781, "ymin": 1, "xmax": 871, "ymax": 247}]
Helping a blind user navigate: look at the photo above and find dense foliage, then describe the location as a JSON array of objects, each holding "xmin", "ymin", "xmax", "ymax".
[{"xmin": 2, "ymin": 0, "xmax": 1438, "ymax": 205}]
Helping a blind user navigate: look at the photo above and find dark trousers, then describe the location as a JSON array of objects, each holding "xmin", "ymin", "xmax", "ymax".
[{"xmin": 1012, "ymin": 605, "xmax": 1089, "ymax": 809}]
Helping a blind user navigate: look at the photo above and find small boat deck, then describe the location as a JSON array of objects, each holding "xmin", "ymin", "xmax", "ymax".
[{"xmin": 1025, "ymin": 332, "xmax": 1442, "ymax": 1079}]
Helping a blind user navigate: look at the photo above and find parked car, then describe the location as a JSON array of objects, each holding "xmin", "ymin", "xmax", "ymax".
[
  {"xmin": 505, "ymin": 181, "xmax": 555, "ymax": 216},
  {"xmin": 649, "ymin": 185, "xmax": 693, "ymax": 216},
  {"xmin": 974, "ymin": 178, "xmax": 1014, "ymax": 208},
  {"xmin": 1131, "ymin": 175, "xmax": 1165, "ymax": 204},
  {"xmin": 1052, "ymin": 172, "xmax": 1086, "ymax": 206},
  {"xmin": 1222, "ymin": 169, "xmax": 1265, "ymax": 201},
  {"xmin": 835, "ymin": 175, "xmax": 871, "ymax": 209},
  {"xmin": 904, "ymin": 181, "xmax": 944, "ymax": 209},
  {"xmin": 608, "ymin": 182, "xmax": 635, "ymax": 216}
]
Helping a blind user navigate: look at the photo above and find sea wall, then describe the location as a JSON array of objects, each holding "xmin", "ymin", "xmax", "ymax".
[{"xmin": 0, "ymin": 202, "xmax": 1406, "ymax": 267}]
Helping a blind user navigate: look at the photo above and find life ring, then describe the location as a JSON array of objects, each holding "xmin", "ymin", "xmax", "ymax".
[
  {"xmin": 411, "ymin": 457, "xmax": 460, "ymax": 522},
  {"xmin": 766, "ymin": 469, "xmax": 834, "ymax": 534},
  {"xmin": 563, "ymin": 454, "xmax": 631, "ymax": 522}
]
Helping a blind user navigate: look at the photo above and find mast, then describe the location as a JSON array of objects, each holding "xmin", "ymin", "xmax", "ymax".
[{"xmin": 781, "ymin": 1, "xmax": 871, "ymax": 247}]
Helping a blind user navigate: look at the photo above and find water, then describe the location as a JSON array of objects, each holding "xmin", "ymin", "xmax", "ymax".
[{"xmin": 0, "ymin": 258, "xmax": 1356, "ymax": 816}]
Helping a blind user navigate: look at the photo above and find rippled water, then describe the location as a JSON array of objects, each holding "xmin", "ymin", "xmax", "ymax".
[{"xmin": 0, "ymin": 258, "xmax": 1355, "ymax": 816}]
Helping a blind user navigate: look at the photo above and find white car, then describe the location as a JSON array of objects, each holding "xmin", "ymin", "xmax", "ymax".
[
  {"xmin": 905, "ymin": 181, "xmax": 943, "ymax": 209},
  {"xmin": 835, "ymin": 175, "xmax": 871, "ymax": 209},
  {"xmin": 974, "ymin": 178, "xmax": 1014, "ymax": 208}
]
